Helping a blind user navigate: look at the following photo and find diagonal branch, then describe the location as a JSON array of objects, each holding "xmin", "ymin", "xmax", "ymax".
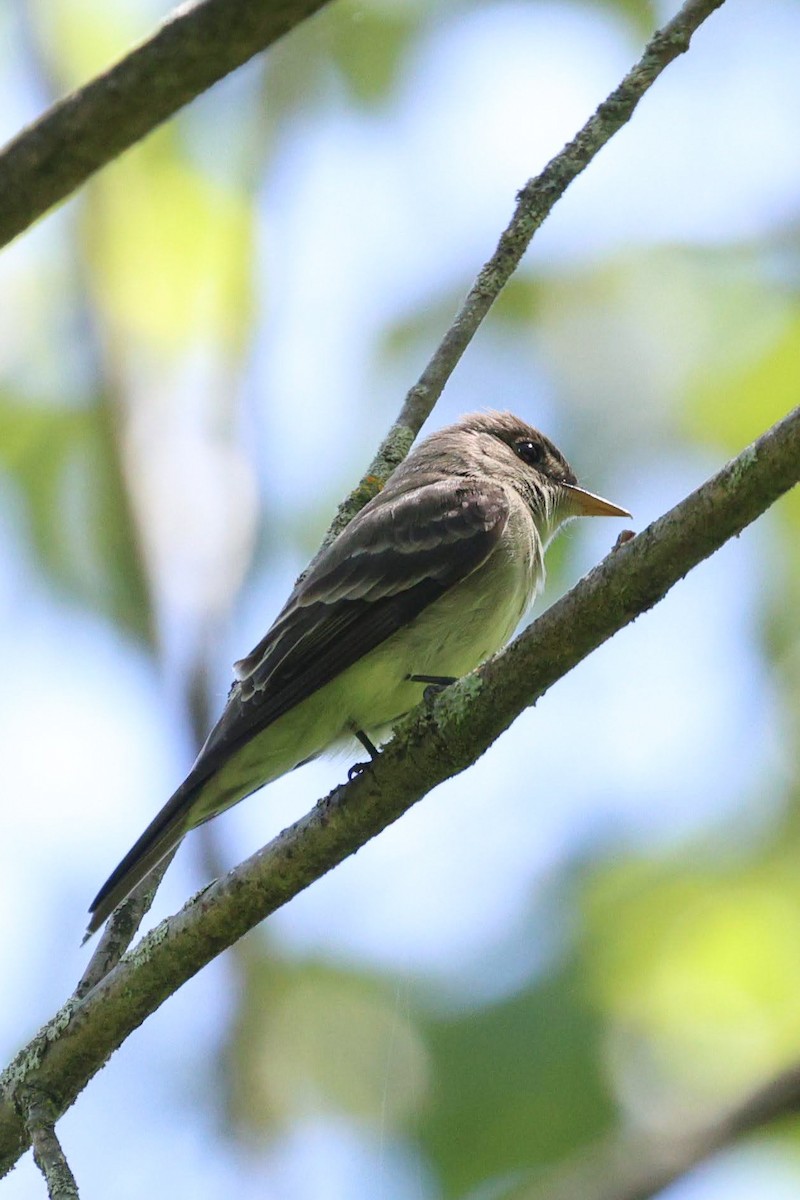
[
  {"xmin": 0, "ymin": 0, "xmax": 725, "ymax": 258},
  {"xmin": 20, "ymin": 1086, "xmax": 79, "ymax": 1200},
  {"xmin": 0, "ymin": 0, "xmax": 332, "ymax": 248},
  {"xmin": 1, "ymin": 405, "xmax": 797, "ymax": 1178},
  {"xmin": 322, "ymin": 0, "xmax": 729, "ymax": 542}
]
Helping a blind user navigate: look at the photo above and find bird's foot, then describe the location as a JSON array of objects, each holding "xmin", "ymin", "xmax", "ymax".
[
  {"xmin": 348, "ymin": 729, "xmax": 380, "ymax": 780},
  {"xmin": 407, "ymin": 674, "xmax": 458, "ymax": 704}
]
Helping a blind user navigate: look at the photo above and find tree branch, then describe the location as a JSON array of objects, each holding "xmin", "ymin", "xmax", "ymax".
[
  {"xmin": 321, "ymin": 0, "xmax": 728, "ymax": 543},
  {"xmin": 74, "ymin": 852, "xmax": 175, "ymax": 998},
  {"xmin": 1, "ymin": 406, "xmax": 797, "ymax": 1178},
  {"xmin": 20, "ymin": 1087, "xmax": 79, "ymax": 1200},
  {"xmin": 0, "ymin": 0, "xmax": 332, "ymax": 248}
]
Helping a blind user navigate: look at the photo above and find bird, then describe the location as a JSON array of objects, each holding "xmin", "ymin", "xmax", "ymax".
[{"xmin": 86, "ymin": 411, "xmax": 629, "ymax": 936}]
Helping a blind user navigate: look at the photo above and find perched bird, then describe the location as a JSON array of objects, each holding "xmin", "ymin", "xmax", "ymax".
[{"xmin": 87, "ymin": 411, "xmax": 629, "ymax": 935}]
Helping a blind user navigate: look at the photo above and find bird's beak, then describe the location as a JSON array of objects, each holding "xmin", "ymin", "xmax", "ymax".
[{"xmin": 562, "ymin": 483, "xmax": 631, "ymax": 519}]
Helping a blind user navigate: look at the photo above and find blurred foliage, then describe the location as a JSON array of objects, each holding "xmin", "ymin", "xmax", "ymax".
[
  {"xmin": 595, "ymin": 0, "xmax": 659, "ymax": 36},
  {"xmin": 264, "ymin": 0, "xmax": 658, "ymax": 121},
  {"xmin": 688, "ymin": 292, "xmax": 800, "ymax": 540},
  {"xmin": 584, "ymin": 845, "xmax": 800, "ymax": 1104},
  {"xmin": 0, "ymin": 388, "xmax": 154, "ymax": 641},
  {"xmin": 223, "ymin": 942, "xmax": 615, "ymax": 1196},
  {"xmin": 325, "ymin": 0, "xmax": 423, "ymax": 105},
  {"xmin": 420, "ymin": 960, "xmax": 615, "ymax": 1195},
  {"xmin": 29, "ymin": 0, "xmax": 151, "ymax": 89},
  {"xmin": 226, "ymin": 952, "xmax": 430, "ymax": 1134},
  {"xmin": 84, "ymin": 133, "xmax": 255, "ymax": 353},
  {"xmin": 1, "ymin": 0, "xmax": 800, "ymax": 1197}
]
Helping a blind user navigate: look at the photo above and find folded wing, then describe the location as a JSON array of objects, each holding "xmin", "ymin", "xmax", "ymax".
[{"xmin": 87, "ymin": 477, "xmax": 508, "ymax": 933}]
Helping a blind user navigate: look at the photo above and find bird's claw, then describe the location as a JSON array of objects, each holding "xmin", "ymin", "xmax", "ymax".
[{"xmin": 408, "ymin": 673, "xmax": 457, "ymax": 705}]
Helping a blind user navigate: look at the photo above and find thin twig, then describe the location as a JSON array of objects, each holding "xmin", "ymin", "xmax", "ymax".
[
  {"xmin": 0, "ymin": 0, "xmax": 332, "ymax": 248},
  {"xmin": 1, "ymin": 405, "xmax": 797, "ymax": 1178},
  {"xmin": 21, "ymin": 1088, "xmax": 79, "ymax": 1200},
  {"xmin": 318, "ymin": 0, "xmax": 728, "ymax": 546},
  {"xmin": 75, "ymin": 852, "xmax": 175, "ymax": 997}
]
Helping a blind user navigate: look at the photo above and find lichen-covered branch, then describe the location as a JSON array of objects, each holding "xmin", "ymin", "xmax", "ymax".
[
  {"xmin": 1, "ymin": 405, "xmax": 797, "ymax": 1179},
  {"xmin": 20, "ymin": 1087, "xmax": 79, "ymax": 1200},
  {"xmin": 0, "ymin": 0, "xmax": 332, "ymax": 248},
  {"xmin": 74, "ymin": 852, "xmax": 175, "ymax": 998}
]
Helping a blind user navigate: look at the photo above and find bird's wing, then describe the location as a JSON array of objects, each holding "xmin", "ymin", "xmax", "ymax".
[
  {"xmin": 86, "ymin": 478, "xmax": 509, "ymax": 934},
  {"xmin": 195, "ymin": 476, "xmax": 510, "ymax": 774}
]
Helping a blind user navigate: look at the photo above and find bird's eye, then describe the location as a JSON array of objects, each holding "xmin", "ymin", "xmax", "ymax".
[{"xmin": 514, "ymin": 439, "xmax": 545, "ymax": 466}]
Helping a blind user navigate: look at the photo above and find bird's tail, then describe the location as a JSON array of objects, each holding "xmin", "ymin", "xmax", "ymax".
[{"xmin": 85, "ymin": 780, "xmax": 198, "ymax": 939}]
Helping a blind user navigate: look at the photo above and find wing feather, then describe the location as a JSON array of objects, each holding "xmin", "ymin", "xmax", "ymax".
[
  {"xmin": 87, "ymin": 477, "xmax": 509, "ymax": 933},
  {"xmin": 199, "ymin": 477, "xmax": 509, "ymax": 771}
]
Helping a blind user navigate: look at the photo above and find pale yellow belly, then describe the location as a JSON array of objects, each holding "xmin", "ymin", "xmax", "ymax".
[{"xmin": 189, "ymin": 527, "xmax": 541, "ymax": 827}]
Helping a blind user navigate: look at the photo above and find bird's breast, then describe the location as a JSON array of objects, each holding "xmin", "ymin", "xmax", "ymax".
[{"xmin": 340, "ymin": 511, "xmax": 543, "ymax": 735}]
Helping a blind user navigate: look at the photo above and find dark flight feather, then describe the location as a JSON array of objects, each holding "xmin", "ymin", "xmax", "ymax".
[{"xmin": 87, "ymin": 478, "xmax": 509, "ymax": 931}]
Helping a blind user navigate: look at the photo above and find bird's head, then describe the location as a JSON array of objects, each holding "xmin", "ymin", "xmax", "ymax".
[{"xmin": 455, "ymin": 411, "xmax": 630, "ymax": 542}]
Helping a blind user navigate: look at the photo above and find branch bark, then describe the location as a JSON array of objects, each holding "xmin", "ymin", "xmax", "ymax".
[
  {"xmin": 0, "ymin": 0, "xmax": 332, "ymax": 248},
  {"xmin": 1, "ymin": 405, "xmax": 797, "ymax": 1178},
  {"xmin": 20, "ymin": 1087, "xmax": 79, "ymax": 1200}
]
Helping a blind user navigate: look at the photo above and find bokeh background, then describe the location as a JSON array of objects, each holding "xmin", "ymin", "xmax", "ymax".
[{"xmin": 1, "ymin": 0, "xmax": 800, "ymax": 1196}]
